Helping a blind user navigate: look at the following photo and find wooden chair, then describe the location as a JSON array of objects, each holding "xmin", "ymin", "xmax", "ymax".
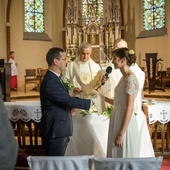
[
  {"xmin": 24, "ymin": 69, "xmax": 40, "ymax": 93},
  {"xmin": 162, "ymin": 67, "xmax": 170, "ymax": 89},
  {"xmin": 38, "ymin": 68, "xmax": 47, "ymax": 83}
]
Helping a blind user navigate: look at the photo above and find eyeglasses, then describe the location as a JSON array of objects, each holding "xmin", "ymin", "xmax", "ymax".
[
  {"xmin": 60, "ymin": 58, "xmax": 67, "ymax": 61},
  {"xmin": 56, "ymin": 58, "xmax": 67, "ymax": 61}
]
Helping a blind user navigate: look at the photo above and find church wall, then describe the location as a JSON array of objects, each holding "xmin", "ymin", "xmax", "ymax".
[
  {"xmin": 9, "ymin": 0, "xmax": 64, "ymax": 89},
  {"xmin": 1, "ymin": 0, "xmax": 170, "ymax": 89},
  {"xmin": 123, "ymin": 0, "xmax": 169, "ymax": 71}
]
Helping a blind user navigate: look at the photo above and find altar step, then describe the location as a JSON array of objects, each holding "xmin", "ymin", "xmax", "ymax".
[
  {"xmin": 143, "ymin": 87, "xmax": 170, "ymax": 99},
  {"xmin": 10, "ymin": 86, "xmax": 40, "ymax": 101},
  {"xmin": 9, "ymin": 86, "xmax": 170, "ymax": 101}
]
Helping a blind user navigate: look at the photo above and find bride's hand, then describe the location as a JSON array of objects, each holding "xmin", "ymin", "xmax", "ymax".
[
  {"xmin": 115, "ymin": 134, "xmax": 123, "ymax": 147},
  {"xmin": 70, "ymin": 108, "xmax": 76, "ymax": 115},
  {"xmin": 73, "ymin": 87, "xmax": 82, "ymax": 94},
  {"xmin": 101, "ymin": 75, "xmax": 109, "ymax": 84}
]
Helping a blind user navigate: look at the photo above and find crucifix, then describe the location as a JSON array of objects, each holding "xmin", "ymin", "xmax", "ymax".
[
  {"xmin": 160, "ymin": 110, "xmax": 167, "ymax": 120},
  {"xmin": 34, "ymin": 109, "xmax": 41, "ymax": 119}
]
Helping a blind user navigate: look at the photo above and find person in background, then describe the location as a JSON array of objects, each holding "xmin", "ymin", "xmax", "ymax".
[
  {"xmin": 0, "ymin": 85, "xmax": 18, "ymax": 169},
  {"xmin": 106, "ymin": 47, "xmax": 154, "ymax": 158},
  {"xmin": 8, "ymin": 51, "xmax": 18, "ymax": 91},
  {"xmin": 63, "ymin": 42, "xmax": 106, "ymax": 114},
  {"xmin": 40, "ymin": 47, "xmax": 95, "ymax": 156}
]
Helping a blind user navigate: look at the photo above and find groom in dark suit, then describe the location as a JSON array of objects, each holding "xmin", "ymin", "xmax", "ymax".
[{"xmin": 40, "ymin": 47, "xmax": 92, "ymax": 156}]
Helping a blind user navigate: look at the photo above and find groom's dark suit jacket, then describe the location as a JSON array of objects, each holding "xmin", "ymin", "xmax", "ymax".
[{"xmin": 40, "ymin": 70, "xmax": 91, "ymax": 138}]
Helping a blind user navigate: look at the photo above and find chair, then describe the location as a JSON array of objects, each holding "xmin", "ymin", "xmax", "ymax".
[
  {"xmin": 162, "ymin": 67, "xmax": 170, "ymax": 89},
  {"xmin": 24, "ymin": 69, "xmax": 40, "ymax": 93},
  {"xmin": 27, "ymin": 155, "xmax": 93, "ymax": 170},
  {"xmin": 38, "ymin": 68, "xmax": 47, "ymax": 83},
  {"xmin": 94, "ymin": 157, "xmax": 163, "ymax": 170}
]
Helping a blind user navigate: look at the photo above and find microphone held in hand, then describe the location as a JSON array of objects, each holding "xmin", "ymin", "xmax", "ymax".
[{"xmin": 101, "ymin": 66, "xmax": 112, "ymax": 85}]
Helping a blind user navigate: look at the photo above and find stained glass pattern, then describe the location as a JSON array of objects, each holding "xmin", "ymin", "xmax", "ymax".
[
  {"xmin": 82, "ymin": 0, "xmax": 103, "ymax": 25},
  {"xmin": 24, "ymin": 0, "xmax": 44, "ymax": 32},
  {"xmin": 143, "ymin": 0, "xmax": 165, "ymax": 30}
]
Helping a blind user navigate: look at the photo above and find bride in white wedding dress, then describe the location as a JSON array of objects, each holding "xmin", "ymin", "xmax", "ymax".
[{"xmin": 105, "ymin": 47, "xmax": 155, "ymax": 158}]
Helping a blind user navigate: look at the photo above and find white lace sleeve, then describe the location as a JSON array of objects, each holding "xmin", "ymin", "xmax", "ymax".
[{"xmin": 125, "ymin": 74, "xmax": 138, "ymax": 95}]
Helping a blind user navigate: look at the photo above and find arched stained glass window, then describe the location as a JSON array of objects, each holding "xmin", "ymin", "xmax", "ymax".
[
  {"xmin": 24, "ymin": 0, "xmax": 44, "ymax": 33},
  {"xmin": 82, "ymin": 0, "xmax": 103, "ymax": 25},
  {"xmin": 143, "ymin": 0, "xmax": 166, "ymax": 30}
]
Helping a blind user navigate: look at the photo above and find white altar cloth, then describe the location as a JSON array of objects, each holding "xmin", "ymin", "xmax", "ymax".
[
  {"xmin": 4, "ymin": 101, "xmax": 41, "ymax": 122},
  {"xmin": 146, "ymin": 101, "xmax": 170, "ymax": 124},
  {"xmin": 65, "ymin": 113, "xmax": 109, "ymax": 157},
  {"xmin": 4, "ymin": 101, "xmax": 109, "ymax": 157}
]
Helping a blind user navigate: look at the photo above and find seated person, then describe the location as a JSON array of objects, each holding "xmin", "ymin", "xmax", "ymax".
[{"xmin": 63, "ymin": 42, "xmax": 106, "ymax": 114}]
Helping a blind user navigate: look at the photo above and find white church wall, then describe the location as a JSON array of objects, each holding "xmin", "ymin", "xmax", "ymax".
[
  {"xmin": 122, "ymin": 0, "xmax": 169, "ymax": 71},
  {"xmin": 9, "ymin": 0, "xmax": 55, "ymax": 89},
  {"xmin": 1, "ymin": 0, "xmax": 170, "ymax": 90}
]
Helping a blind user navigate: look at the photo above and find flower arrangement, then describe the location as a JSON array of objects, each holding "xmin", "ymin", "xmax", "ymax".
[
  {"xmin": 129, "ymin": 49, "xmax": 135, "ymax": 55},
  {"xmin": 71, "ymin": 56, "xmax": 76, "ymax": 61},
  {"xmin": 102, "ymin": 105, "xmax": 113, "ymax": 118}
]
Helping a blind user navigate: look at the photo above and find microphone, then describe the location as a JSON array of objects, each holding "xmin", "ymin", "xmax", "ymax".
[{"xmin": 101, "ymin": 66, "xmax": 112, "ymax": 85}]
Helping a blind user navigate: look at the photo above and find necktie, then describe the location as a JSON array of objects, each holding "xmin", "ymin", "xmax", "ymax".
[{"xmin": 59, "ymin": 76, "xmax": 67, "ymax": 90}]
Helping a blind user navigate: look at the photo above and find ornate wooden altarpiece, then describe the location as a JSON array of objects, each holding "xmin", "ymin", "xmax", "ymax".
[{"xmin": 65, "ymin": 0, "xmax": 122, "ymax": 65}]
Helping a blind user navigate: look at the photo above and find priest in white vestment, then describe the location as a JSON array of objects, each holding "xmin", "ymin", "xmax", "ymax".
[
  {"xmin": 99, "ymin": 62, "xmax": 122, "ymax": 99},
  {"xmin": 63, "ymin": 42, "xmax": 106, "ymax": 114}
]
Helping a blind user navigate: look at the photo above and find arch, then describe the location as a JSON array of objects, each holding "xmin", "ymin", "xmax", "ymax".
[{"xmin": 86, "ymin": 23, "xmax": 100, "ymax": 35}]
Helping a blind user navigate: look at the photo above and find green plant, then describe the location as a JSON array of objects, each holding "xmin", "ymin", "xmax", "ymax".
[
  {"xmin": 64, "ymin": 81, "xmax": 72, "ymax": 90},
  {"xmin": 103, "ymin": 105, "xmax": 113, "ymax": 118}
]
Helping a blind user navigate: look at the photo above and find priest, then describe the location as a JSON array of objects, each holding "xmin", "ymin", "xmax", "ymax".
[{"xmin": 63, "ymin": 42, "xmax": 106, "ymax": 114}]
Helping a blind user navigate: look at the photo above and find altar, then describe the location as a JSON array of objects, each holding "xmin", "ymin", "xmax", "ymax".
[
  {"xmin": 4, "ymin": 101, "xmax": 109, "ymax": 157},
  {"xmin": 143, "ymin": 100, "xmax": 170, "ymax": 154},
  {"xmin": 5, "ymin": 100, "xmax": 170, "ymax": 156}
]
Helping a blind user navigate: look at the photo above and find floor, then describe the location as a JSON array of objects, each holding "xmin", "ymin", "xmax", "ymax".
[
  {"xmin": 10, "ymin": 86, "xmax": 40, "ymax": 101},
  {"xmin": 143, "ymin": 87, "xmax": 170, "ymax": 101}
]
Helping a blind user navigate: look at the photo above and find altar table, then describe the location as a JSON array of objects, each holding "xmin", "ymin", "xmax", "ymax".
[
  {"xmin": 4, "ymin": 101, "xmax": 109, "ymax": 157},
  {"xmin": 143, "ymin": 101, "xmax": 170, "ymax": 154},
  {"xmin": 147, "ymin": 101, "xmax": 170, "ymax": 124}
]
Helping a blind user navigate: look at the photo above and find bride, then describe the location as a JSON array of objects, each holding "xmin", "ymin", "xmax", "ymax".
[{"xmin": 105, "ymin": 47, "xmax": 155, "ymax": 158}]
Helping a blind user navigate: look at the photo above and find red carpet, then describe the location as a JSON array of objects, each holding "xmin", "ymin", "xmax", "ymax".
[{"xmin": 161, "ymin": 159, "xmax": 170, "ymax": 170}]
